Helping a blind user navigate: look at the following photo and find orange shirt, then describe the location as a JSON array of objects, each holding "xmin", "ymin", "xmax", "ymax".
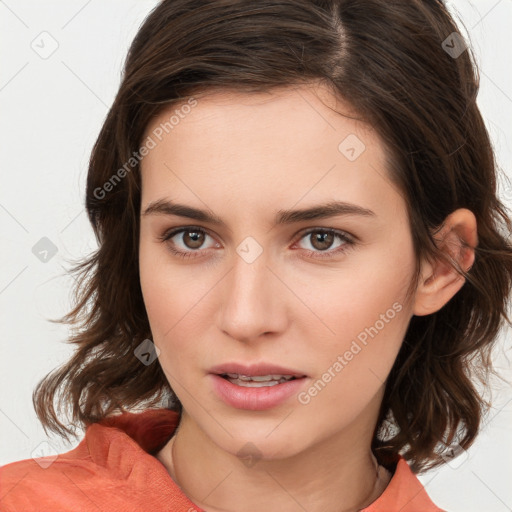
[{"xmin": 0, "ymin": 409, "xmax": 444, "ymax": 511}]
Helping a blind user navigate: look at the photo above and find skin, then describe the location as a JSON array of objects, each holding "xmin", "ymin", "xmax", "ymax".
[{"xmin": 138, "ymin": 83, "xmax": 477, "ymax": 512}]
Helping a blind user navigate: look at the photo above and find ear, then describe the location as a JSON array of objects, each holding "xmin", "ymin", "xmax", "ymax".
[{"xmin": 413, "ymin": 208, "xmax": 478, "ymax": 316}]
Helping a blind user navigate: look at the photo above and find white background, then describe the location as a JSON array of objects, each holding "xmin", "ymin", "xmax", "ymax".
[{"xmin": 0, "ymin": 1, "xmax": 511, "ymax": 511}]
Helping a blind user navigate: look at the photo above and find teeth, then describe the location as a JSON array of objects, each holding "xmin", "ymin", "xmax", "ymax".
[
  {"xmin": 225, "ymin": 373, "xmax": 295, "ymax": 382},
  {"xmin": 230, "ymin": 379, "xmax": 282, "ymax": 387},
  {"xmin": 223, "ymin": 374, "xmax": 296, "ymax": 387}
]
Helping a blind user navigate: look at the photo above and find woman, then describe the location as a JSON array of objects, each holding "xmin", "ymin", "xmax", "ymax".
[{"xmin": 1, "ymin": 1, "xmax": 511, "ymax": 511}]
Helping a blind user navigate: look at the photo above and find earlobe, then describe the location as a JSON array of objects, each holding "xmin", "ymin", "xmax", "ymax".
[{"xmin": 412, "ymin": 208, "xmax": 478, "ymax": 317}]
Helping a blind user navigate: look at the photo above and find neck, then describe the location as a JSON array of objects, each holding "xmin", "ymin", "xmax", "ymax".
[{"xmin": 156, "ymin": 406, "xmax": 391, "ymax": 512}]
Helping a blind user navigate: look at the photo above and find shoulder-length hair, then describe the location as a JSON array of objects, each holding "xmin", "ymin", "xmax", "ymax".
[{"xmin": 33, "ymin": 0, "xmax": 512, "ymax": 472}]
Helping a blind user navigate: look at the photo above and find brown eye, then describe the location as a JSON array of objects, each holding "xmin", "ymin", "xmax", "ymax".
[
  {"xmin": 181, "ymin": 230, "xmax": 206, "ymax": 249},
  {"xmin": 158, "ymin": 226, "xmax": 219, "ymax": 260},
  {"xmin": 295, "ymin": 228, "xmax": 355, "ymax": 260},
  {"xmin": 309, "ymin": 231, "xmax": 335, "ymax": 251}
]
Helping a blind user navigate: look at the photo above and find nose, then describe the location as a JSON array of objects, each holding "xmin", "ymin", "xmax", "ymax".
[{"xmin": 217, "ymin": 246, "xmax": 288, "ymax": 343}]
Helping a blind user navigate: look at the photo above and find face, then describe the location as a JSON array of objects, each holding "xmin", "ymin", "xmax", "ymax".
[{"xmin": 138, "ymin": 83, "xmax": 417, "ymax": 461}]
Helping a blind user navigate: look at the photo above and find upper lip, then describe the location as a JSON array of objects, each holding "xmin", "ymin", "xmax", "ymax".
[{"xmin": 209, "ymin": 362, "xmax": 307, "ymax": 378}]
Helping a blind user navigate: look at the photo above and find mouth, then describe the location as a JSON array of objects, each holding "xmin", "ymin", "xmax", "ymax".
[{"xmin": 209, "ymin": 370, "xmax": 309, "ymax": 410}]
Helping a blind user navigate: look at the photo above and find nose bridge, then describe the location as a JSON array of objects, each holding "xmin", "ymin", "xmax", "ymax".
[
  {"xmin": 231, "ymin": 241, "xmax": 268, "ymax": 299},
  {"xmin": 218, "ymin": 236, "xmax": 285, "ymax": 341}
]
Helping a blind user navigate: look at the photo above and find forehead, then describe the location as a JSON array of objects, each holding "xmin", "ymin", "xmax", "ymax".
[
  {"xmin": 141, "ymin": 84, "xmax": 387, "ymax": 172},
  {"xmin": 139, "ymin": 84, "xmax": 403, "ymax": 223},
  {"xmin": 144, "ymin": 83, "xmax": 368, "ymax": 143}
]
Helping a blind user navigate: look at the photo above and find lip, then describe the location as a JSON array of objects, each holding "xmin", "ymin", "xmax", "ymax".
[
  {"xmin": 209, "ymin": 374, "xmax": 308, "ymax": 411},
  {"xmin": 208, "ymin": 362, "xmax": 307, "ymax": 378}
]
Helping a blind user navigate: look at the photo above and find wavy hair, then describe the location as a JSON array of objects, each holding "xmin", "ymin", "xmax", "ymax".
[{"xmin": 33, "ymin": 0, "xmax": 512, "ymax": 472}]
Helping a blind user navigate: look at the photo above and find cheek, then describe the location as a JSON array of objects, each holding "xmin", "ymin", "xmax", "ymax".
[
  {"xmin": 299, "ymin": 244, "xmax": 414, "ymax": 385},
  {"xmin": 139, "ymin": 240, "xmax": 168, "ymax": 328},
  {"xmin": 304, "ymin": 250, "xmax": 412, "ymax": 329},
  {"xmin": 139, "ymin": 235, "xmax": 193, "ymax": 323},
  {"xmin": 139, "ymin": 237, "xmax": 188, "ymax": 347},
  {"xmin": 139, "ymin": 238, "xmax": 218, "ymax": 364},
  {"xmin": 299, "ymin": 293, "xmax": 410, "ymax": 428}
]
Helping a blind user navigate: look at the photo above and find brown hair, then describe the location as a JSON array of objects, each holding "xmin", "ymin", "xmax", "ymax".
[{"xmin": 33, "ymin": 0, "xmax": 512, "ymax": 472}]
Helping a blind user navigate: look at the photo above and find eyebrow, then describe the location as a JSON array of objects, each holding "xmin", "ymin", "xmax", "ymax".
[{"xmin": 141, "ymin": 199, "xmax": 376, "ymax": 227}]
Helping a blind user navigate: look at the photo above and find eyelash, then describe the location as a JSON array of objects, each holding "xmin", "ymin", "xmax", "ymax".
[{"xmin": 157, "ymin": 226, "xmax": 356, "ymax": 261}]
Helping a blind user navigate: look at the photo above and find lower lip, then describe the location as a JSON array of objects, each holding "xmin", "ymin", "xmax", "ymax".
[{"xmin": 209, "ymin": 374, "xmax": 307, "ymax": 411}]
